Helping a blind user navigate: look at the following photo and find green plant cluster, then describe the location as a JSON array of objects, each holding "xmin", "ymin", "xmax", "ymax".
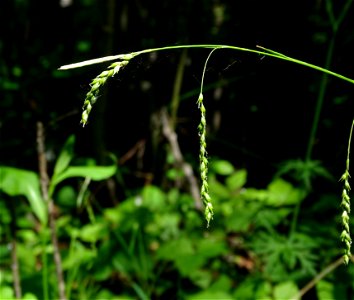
[
  {"xmin": 2, "ymin": 1, "xmax": 354, "ymax": 299},
  {"xmin": 1, "ymin": 136, "xmax": 354, "ymax": 299}
]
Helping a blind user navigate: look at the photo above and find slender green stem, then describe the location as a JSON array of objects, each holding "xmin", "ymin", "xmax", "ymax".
[
  {"xmin": 346, "ymin": 119, "xmax": 354, "ymax": 163},
  {"xmin": 170, "ymin": 49, "xmax": 188, "ymax": 130},
  {"xmin": 306, "ymin": 0, "xmax": 353, "ymax": 161},
  {"xmin": 293, "ymin": 256, "xmax": 346, "ymax": 299},
  {"xmin": 9, "ymin": 201, "xmax": 22, "ymax": 299},
  {"xmin": 289, "ymin": 200, "xmax": 302, "ymax": 239},
  {"xmin": 59, "ymin": 44, "xmax": 354, "ymax": 85},
  {"xmin": 199, "ymin": 48, "xmax": 218, "ymax": 93},
  {"xmin": 305, "ymin": 36, "xmax": 335, "ymax": 162}
]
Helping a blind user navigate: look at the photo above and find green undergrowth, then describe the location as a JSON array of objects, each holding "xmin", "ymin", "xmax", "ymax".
[{"xmin": 1, "ymin": 144, "xmax": 354, "ymax": 299}]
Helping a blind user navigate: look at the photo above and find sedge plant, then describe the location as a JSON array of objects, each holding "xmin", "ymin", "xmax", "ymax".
[
  {"xmin": 59, "ymin": 43, "xmax": 353, "ymax": 263},
  {"xmin": 340, "ymin": 119, "xmax": 354, "ymax": 264}
]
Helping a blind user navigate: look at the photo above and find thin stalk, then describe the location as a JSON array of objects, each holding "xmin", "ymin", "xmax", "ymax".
[
  {"xmin": 170, "ymin": 49, "xmax": 188, "ymax": 130},
  {"xmin": 59, "ymin": 44, "xmax": 354, "ymax": 85},
  {"xmin": 160, "ymin": 108, "xmax": 202, "ymax": 209},
  {"xmin": 306, "ymin": 0, "xmax": 353, "ymax": 161},
  {"xmin": 289, "ymin": 200, "xmax": 302, "ymax": 239},
  {"xmin": 91, "ymin": 0, "xmax": 116, "ymax": 163},
  {"xmin": 37, "ymin": 122, "xmax": 67, "ymax": 300},
  {"xmin": 305, "ymin": 36, "xmax": 335, "ymax": 162},
  {"xmin": 9, "ymin": 201, "xmax": 22, "ymax": 299},
  {"xmin": 293, "ymin": 255, "xmax": 347, "ymax": 299},
  {"xmin": 345, "ymin": 119, "xmax": 354, "ymax": 164}
]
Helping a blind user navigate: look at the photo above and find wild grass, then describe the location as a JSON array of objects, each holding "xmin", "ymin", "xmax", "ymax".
[{"xmin": 60, "ymin": 43, "xmax": 354, "ymax": 263}]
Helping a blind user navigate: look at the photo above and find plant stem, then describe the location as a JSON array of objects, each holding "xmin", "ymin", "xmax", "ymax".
[
  {"xmin": 293, "ymin": 255, "xmax": 349, "ymax": 299},
  {"xmin": 59, "ymin": 44, "xmax": 354, "ymax": 86},
  {"xmin": 160, "ymin": 108, "xmax": 202, "ymax": 210},
  {"xmin": 306, "ymin": 0, "xmax": 353, "ymax": 161},
  {"xmin": 346, "ymin": 119, "xmax": 354, "ymax": 162},
  {"xmin": 9, "ymin": 201, "xmax": 22, "ymax": 299},
  {"xmin": 91, "ymin": 0, "xmax": 116, "ymax": 163},
  {"xmin": 170, "ymin": 49, "xmax": 188, "ymax": 130},
  {"xmin": 37, "ymin": 122, "xmax": 67, "ymax": 300},
  {"xmin": 305, "ymin": 36, "xmax": 335, "ymax": 162}
]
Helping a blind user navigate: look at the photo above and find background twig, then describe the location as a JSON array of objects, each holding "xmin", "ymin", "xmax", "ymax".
[
  {"xmin": 160, "ymin": 108, "xmax": 202, "ymax": 210},
  {"xmin": 9, "ymin": 201, "xmax": 22, "ymax": 299},
  {"xmin": 293, "ymin": 255, "xmax": 353, "ymax": 299},
  {"xmin": 36, "ymin": 122, "xmax": 67, "ymax": 300}
]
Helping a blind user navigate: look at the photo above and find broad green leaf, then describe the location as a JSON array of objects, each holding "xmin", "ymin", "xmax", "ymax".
[
  {"xmin": 94, "ymin": 264, "xmax": 112, "ymax": 281},
  {"xmin": 52, "ymin": 135, "xmax": 75, "ymax": 177},
  {"xmin": 316, "ymin": 280, "xmax": 334, "ymax": 300},
  {"xmin": 157, "ymin": 237, "xmax": 194, "ymax": 260},
  {"xmin": 209, "ymin": 174, "xmax": 230, "ymax": 199},
  {"xmin": 0, "ymin": 286, "xmax": 13, "ymax": 299},
  {"xmin": 0, "ymin": 244, "xmax": 10, "ymax": 260},
  {"xmin": 273, "ymin": 281, "xmax": 298, "ymax": 300},
  {"xmin": 50, "ymin": 155, "xmax": 117, "ymax": 195},
  {"xmin": 226, "ymin": 169, "xmax": 247, "ymax": 190},
  {"xmin": 146, "ymin": 212, "xmax": 180, "ymax": 239},
  {"xmin": 62, "ymin": 240, "xmax": 96, "ymax": 269},
  {"xmin": 187, "ymin": 275, "xmax": 233, "ymax": 299},
  {"xmin": 233, "ymin": 278, "xmax": 262, "ymax": 300},
  {"xmin": 142, "ymin": 185, "xmax": 165, "ymax": 211},
  {"xmin": 187, "ymin": 290, "xmax": 233, "ymax": 300},
  {"xmin": 242, "ymin": 187, "xmax": 268, "ymax": 202},
  {"xmin": 316, "ymin": 280, "xmax": 346, "ymax": 300},
  {"xmin": 255, "ymin": 281, "xmax": 272, "ymax": 299},
  {"xmin": 175, "ymin": 254, "xmax": 206, "ymax": 275},
  {"xmin": 104, "ymin": 198, "xmax": 136, "ymax": 225},
  {"xmin": 17, "ymin": 242, "xmax": 37, "ymax": 274},
  {"xmin": 0, "ymin": 201, "xmax": 11, "ymax": 225},
  {"xmin": 79, "ymin": 222, "xmax": 108, "ymax": 243},
  {"xmin": 209, "ymin": 275, "xmax": 232, "ymax": 292},
  {"xmin": 225, "ymin": 206, "xmax": 256, "ymax": 232},
  {"xmin": 22, "ymin": 293, "xmax": 38, "ymax": 300},
  {"xmin": 196, "ymin": 238, "xmax": 228, "ymax": 258},
  {"xmin": 211, "ymin": 160, "xmax": 235, "ymax": 175},
  {"xmin": 96, "ymin": 289, "xmax": 135, "ymax": 300},
  {"xmin": 266, "ymin": 179, "xmax": 305, "ymax": 206},
  {"xmin": 0, "ymin": 167, "xmax": 47, "ymax": 224},
  {"xmin": 188, "ymin": 269, "xmax": 212, "ymax": 288},
  {"xmin": 56, "ymin": 185, "xmax": 77, "ymax": 207}
]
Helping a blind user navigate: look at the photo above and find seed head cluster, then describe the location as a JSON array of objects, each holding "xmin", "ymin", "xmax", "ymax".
[
  {"xmin": 81, "ymin": 60, "xmax": 130, "ymax": 126},
  {"xmin": 197, "ymin": 93, "xmax": 213, "ymax": 227},
  {"xmin": 340, "ymin": 159, "xmax": 352, "ymax": 265}
]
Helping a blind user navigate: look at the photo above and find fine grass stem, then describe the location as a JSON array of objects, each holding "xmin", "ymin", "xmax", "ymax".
[{"xmin": 59, "ymin": 43, "xmax": 354, "ymax": 233}]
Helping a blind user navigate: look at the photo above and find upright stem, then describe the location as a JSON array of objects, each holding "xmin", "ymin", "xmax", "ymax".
[
  {"xmin": 306, "ymin": 0, "xmax": 353, "ymax": 161},
  {"xmin": 293, "ymin": 256, "xmax": 345, "ymax": 299},
  {"xmin": 170, "ymin": 49, "xmax": 188, "ymax": 130},
  {"xmin": 305, "ymin": 36, "xmax": 335, "ymax": 162},
  {"xmin": 37, "ymin": 122, "xmax": 67, "ymax": 300},
  {"xmin": 10, "ymin": 201, "xmax": 22, "ymax": 299},
  {"xmin": 92, "ymin": 0, "xmax": 116, "ymax": 163},
  {"xmin": 160, "ymin": 108, "xmax": 202, "ymax": 209}
]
